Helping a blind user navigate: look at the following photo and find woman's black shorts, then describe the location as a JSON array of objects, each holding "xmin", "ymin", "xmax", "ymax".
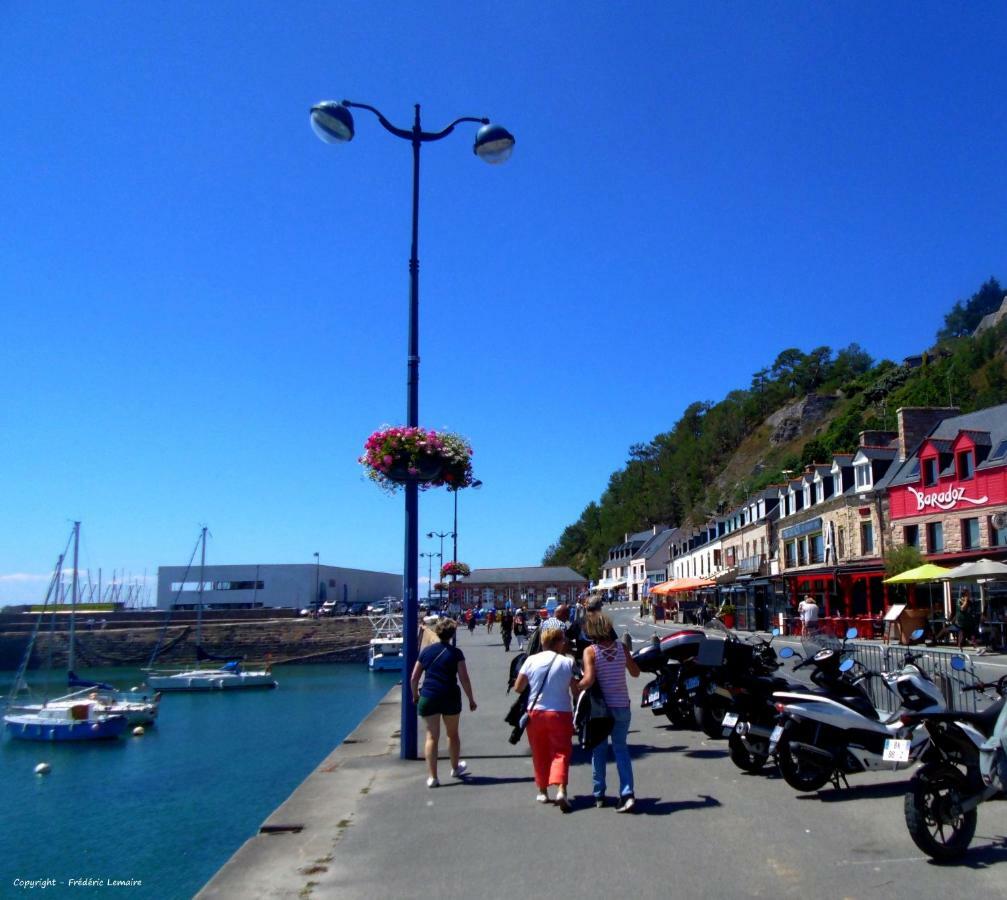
[{"xmin": 417, "ymin": 687, "xmax": 462, "ymax": 717}]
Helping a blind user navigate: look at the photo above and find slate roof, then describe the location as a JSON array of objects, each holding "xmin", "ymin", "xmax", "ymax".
[
  {"xmin": 887, "ymin": 403, "xmax": 1007, "ymax": 486},
  {"xmin": 464, "ymin": 566, "xmax": 587, "ymax": 585}
]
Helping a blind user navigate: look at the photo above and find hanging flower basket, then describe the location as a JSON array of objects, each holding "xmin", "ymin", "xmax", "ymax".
[
  {"xmin": 360, "ymin": 426, "xmax": 474, "ymax": 494},
  {"xmin": 433, "ymin": 581, "xmax": 450, "ymax": 591},
  {"xmin": 441, "ymin": 561, "xmax": 471, "ymax": 578}
]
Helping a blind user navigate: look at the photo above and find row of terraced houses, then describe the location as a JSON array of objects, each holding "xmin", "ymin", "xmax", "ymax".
[{"xmin": 595, "ymin": 403, "xmax": 1007, "ymax": 630}]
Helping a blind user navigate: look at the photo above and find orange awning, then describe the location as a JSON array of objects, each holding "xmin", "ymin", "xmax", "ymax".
[{"xmin": 649, "ymin": 577, "xmax": 716, "ymax": 595}]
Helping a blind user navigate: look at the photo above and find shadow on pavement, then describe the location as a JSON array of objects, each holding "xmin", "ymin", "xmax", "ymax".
[
  {"xmin": 797, "ymin": 780, "xmax": 908, "ymax": 802},
  {"xmin": 458, "ymin": 775, "xmax": 535, "ymax": 787},
  {"xmin": 631, "ymin": 793, "xmax": 722, "ymax": 816},
  {"xmin": 684, "ymin": 748, "xmax": 729, "ymax": 760},
  {"xmin": 925, "ymin": 836, "xmax": 1007, "ymax": 869}
]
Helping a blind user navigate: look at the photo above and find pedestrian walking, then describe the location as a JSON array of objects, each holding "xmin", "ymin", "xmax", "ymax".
[
  {"xmin": 486, "ymin": 607, "xmax": 496, "ymax": 634},
  {"xmin": 513, "ymin": 609, "xmax": 528, "ymax": 650},
  {"xmin": 577, "ymin": 612, "xmax": 640, "ymax": 812},
  {"xmin": 513, "ymin": 627, "xmax": 578, "ymax": 811},
  {"xmin": 409, "ymin": 618, "xmax": 477, "ymax": 788},
  {"xmin": 500, "ymin": 608, "xmax": 514, "ymax": 652},
  {"xmin": 798, "ymin": 595, "xmax": 820, "ymax": 637}
]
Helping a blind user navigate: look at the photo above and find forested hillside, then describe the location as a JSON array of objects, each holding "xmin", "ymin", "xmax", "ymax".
[{"xmin": 543, "ymin": 278, "xmax": 1007, "ymax": 580}]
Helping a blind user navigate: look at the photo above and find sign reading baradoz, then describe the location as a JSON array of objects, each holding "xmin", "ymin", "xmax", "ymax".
[{"xmin": 907, "ymin": 484, "xmax": 989, "ymax": 512}]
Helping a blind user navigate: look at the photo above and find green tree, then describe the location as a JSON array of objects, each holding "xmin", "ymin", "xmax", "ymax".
[{"xmin": 937, "ymin": 277, "xmax": 1005, "ymax": 342}]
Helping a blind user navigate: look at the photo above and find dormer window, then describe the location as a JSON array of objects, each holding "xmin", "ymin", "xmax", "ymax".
[
  {"xmin": 814, "ymin": 478, "xmax": 824, "ymax": 503},
  {"xmin": 957, "ymin": 450, "xmax": 975, "ymax": 481},
  {"xmin": 855, "ymin": 461, "xmax": 872, "ymax": 491},
  {"xmin": 833, "ymin": 471, "xmax": 842, "ymax": 495},
  {"xmin": 803, "ymin": 484, "xmax": 811, "ymax": 507},
  {"xmin": 923, "ymin": 457, "xmax": 938, "ymax": 487}
]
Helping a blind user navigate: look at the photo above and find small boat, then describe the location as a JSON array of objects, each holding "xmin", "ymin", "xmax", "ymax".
[
  {"xmin": 368, "ymin": 637, "xmax": 404, "ymax": 671},
  {"xmin": 4, "ymin": 699, "xmax": 127, "ymax": 742},
  {"xmin": 144, "ymin": 527, "xmax": 278, "ymax": 692},
  {"xmin": 3, "ymin": 523, "xmax": 131, "ymax": 743},
  {"xmin": 11, "ymin": 682, "xmax": 161, "ymax": 728},
  {"xmin": 146, "ymin": 659, "xmax": 277, "ymax": 692},
  {"xmin": 367, "ymin": 611, "xmax": 404, "ymax": 671}
]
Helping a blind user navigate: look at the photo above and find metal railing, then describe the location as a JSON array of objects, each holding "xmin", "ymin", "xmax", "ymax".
[
  {"xmin": 845, "ymin": 641, "xmax": 977, "ymax": 715},
  {"xmin": 791, "ymin": 634, "xmax": 978, "ymax": 714}
]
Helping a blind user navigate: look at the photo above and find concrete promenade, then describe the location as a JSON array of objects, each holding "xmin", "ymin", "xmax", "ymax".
[{"xmin": 199, "ymin": 620, "xmax": 1007, "ymax": 900}]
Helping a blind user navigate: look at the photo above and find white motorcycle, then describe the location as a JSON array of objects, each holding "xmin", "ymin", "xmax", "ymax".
[
  {"xmin": 769, "ymin": 629, "xmax": 946, "ymax": 792},
  {"xmin": 900, "ymin": 656, "xmax": 1007, "ymax": 860}
]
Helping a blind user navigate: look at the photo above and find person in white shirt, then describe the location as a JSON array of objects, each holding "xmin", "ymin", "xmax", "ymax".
[
  {"xmin": 798, "ymin": 595, "xmax": 820, "ymax": 636},
  {"xmin": 513, "ymin": 628, "xmax": 578, "ymax": 811}
]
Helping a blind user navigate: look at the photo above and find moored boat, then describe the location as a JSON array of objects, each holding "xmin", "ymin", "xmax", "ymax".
[
  {"xmin": 368, "ymin": 637, "xmax": 404, "ymax": 671},
  {"xmin": 146, "ymin": 660, "xmax": 276, "ymax": 691},
  {"xmin": 4, "ymin": 699, "xmax": 127, "ymax": 742}
]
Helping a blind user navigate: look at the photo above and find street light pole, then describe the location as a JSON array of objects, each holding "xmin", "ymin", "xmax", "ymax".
[
  {"xmin": 310, "ymin": 98, "xmax": 514, "ymax": 760},
  {"xmin": 313, "ymin": 552, "xmax": 320, "ymax": 611},
  {"xmin": 420, "ymin": 551, "xmax": 437, "ymax": 600}
]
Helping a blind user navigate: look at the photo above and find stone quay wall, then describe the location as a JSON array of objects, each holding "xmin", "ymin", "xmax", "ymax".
[{"xmin": 0, "ymin": 616, "xmax": 375, "ymax": 670}]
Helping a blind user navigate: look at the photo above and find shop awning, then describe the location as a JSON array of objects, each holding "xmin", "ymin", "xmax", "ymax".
[
  {"xmin": 649, "ymin": 577, "xmax": 716, "ymax": 595},
  {"xmin": 883, "ymin": 563, "xmax": 952, "ymax": 584}
]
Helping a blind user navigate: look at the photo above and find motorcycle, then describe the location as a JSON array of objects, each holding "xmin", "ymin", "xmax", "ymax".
[
  {"xmin": 900, "ymin": 656, "xmax": 1007, "ymax": 861},
  {"xmin": 691, "ymin": 625, "xmax": 786, "ymax": 742},
  {"xmin": 769, "ymin": 628, "xmax": 945, "ymax": 792},
  {"xmin": 635, "ymin": 629, "xmax": 706, "ymax": 728}
]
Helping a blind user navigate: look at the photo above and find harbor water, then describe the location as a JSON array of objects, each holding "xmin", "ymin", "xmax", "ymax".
[{"xmin": 1, "ymin": 664, "xmax": 399, "ymax": 898}]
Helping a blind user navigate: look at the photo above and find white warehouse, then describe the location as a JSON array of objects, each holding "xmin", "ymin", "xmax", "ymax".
[{"xmin": 155, "ymin": 563, "xmax": 401, "ymax": 611}]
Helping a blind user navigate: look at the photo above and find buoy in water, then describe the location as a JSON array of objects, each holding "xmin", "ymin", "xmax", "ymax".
[
  {"xmin": 132, "ymin": 726, "xmax": 145, "ymax": 737},
  {"xmin": 35, "ymin": 762, "xmax": 51, "ymax": 775}
]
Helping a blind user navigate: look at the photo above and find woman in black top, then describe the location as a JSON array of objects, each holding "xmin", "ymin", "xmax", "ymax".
[{"xmin": 410, "ymin": 618, "xmax": 477, "ymax": 788}]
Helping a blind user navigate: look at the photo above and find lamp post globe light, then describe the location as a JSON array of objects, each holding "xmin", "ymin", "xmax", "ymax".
[{"xmin": 310, "ymin": 98, "xmax": 514, "ymax": 760}]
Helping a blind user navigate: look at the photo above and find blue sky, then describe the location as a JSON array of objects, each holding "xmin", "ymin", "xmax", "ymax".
[{"xmin": 2, "ymin": 2, "xmax": 1005, "ymax": 604}]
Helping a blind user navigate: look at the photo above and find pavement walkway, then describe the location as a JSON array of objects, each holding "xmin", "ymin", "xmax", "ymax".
[{"xmin": 198, "ymin": 620, "xmax": 1007, "ymax": 900}]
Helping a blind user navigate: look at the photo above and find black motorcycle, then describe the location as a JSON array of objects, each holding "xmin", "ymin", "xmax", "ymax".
[
  {"xmin": 691, "ymin": 626, "xmax": 786, "ymax": 743},
  {"xmin": 635, "ymin": 629, "xmax": 707, "ymax": 728}
]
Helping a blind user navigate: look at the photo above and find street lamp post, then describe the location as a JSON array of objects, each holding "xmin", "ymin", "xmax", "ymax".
[
  {"xmin": 313, "ymin": 552, "xmax": 320, "ymax": 611},
  {"xmin": 310, "ymin": 98, "xmax": 514, "ymax": 760},
  {"xmin": 420, "ymin": 551, "xmax": 437, "ymax": 601},
  {"xmin": 427, "ymin": 530, "xmax": 453, "ymax": 582}
]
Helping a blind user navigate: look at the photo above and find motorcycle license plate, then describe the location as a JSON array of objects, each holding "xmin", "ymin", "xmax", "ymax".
[
  {"xmin": 647, "ymin": 687, "xmax": 664, "ymax": 708},
  {"xmin": 685, "ymin": 676, "xmax": 700, "ymax": 691},
  {"xmin": 768, "ymin": 724, "xmax": 783, "ymax": 753},
  {"xmin": 721, "ymin": 712, "xmax": 739, "ymax": 736},
  {"xmin": 883, "ymin": 739, "xmax": 911, "ymax": 763}
]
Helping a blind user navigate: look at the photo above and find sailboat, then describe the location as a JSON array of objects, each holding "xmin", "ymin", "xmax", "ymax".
[
  {"xmin": 4, "ymin": 523, "xmax": 130, "ymax": 742},
  {"xmin": 144, "ymin": 528, "xmax": 277, "ymax": 691}
]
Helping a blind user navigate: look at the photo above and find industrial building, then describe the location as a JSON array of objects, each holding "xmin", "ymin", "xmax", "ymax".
[{"xmin": 155, "ymin": 563, "xmax": 401, "ymax": 611}]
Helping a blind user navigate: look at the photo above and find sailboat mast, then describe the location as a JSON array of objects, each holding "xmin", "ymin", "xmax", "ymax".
[
  {"xmin": 197, "ymin": 526, "xmax": 207, "ymax": 647},
  {"xmin": 68, "ymin": 521, "xmax": 80, "ymax": 673}
]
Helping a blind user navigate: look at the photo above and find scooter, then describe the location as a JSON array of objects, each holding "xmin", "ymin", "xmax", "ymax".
[
  {"xmin": 635, "ymin": 629, "xmax": 706, "ymax": 727},
  {"xmin": 769, "ymin": 628, "xmax": 945, "ymax": 792},
  {"xmin": 900, "ymin": 656, "xmax": 1007, "ymax": 860}
]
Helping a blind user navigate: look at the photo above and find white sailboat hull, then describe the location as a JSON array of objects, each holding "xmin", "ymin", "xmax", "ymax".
[{"xmin": 146, "ymin": 669, "xmax": 277, "ymax": 691}]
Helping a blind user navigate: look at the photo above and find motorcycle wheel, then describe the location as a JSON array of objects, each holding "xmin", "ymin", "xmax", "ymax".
[
  {"xmin": 904, "ymin": 765, "xmax": 977, "ymax": 861},
  {"xmin": 695, "ymin": 700, "xmax": 727, "ymax": 740},
  {"xmin": 776, "ymin": 733, "xmax": 833, "ymax": 792},
  {"xmin": 728, "ymin": 732, "xmax": 767, "ymax": 772},
  {"xmin": 665, "ymin": 696, "xmax": 696, "ymax": 728}
]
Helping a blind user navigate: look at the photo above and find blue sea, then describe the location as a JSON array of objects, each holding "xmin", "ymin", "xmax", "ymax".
[{"xmin": 0, "ymin": 664, "xmax": 399, "ymax": 899}]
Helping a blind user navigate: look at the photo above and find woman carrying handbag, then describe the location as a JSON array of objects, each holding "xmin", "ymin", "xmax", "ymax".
[
  {"xmin": 513, "ymin": 626, "xmax": 578, "ymax": 811},
  {"xmin": 577, "ymin": 613, "xmax": 640, "ymax": 812}
]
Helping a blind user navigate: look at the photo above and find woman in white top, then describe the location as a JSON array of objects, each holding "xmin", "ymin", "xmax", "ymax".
[{"xmin": 514, "ymin": 627, "xmax": 578, "ymax": 811}]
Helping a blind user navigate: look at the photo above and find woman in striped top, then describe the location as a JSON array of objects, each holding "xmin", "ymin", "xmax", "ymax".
[{"xmin": 577, "ymin": 612, "xmax": 640, "ymax": 812}]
